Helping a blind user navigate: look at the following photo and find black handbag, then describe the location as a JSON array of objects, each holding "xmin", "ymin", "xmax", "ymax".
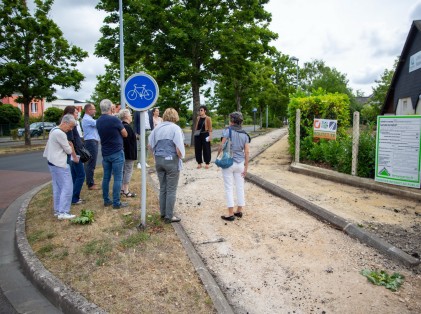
[{"xmin": 76, "ymin": 145, "xmax": 92, "ymax": 163}]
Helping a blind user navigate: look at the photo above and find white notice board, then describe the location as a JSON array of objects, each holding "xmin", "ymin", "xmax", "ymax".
[{"xmin": 375, "ymin": 115, "xmax": 421, "ymax": 188}]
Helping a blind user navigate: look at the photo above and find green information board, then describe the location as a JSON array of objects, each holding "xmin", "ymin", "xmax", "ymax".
[{"xmin": 375, "ymin": 115, "xmax": 421, "ymax": 188}]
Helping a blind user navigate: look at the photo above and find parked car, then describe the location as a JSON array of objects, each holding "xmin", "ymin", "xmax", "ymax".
[{"xmin": 17, "ymin": 122, "xmax": 56, "ymax": 137}]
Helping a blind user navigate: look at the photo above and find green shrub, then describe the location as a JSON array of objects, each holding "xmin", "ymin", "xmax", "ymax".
[
  {"xmin": 357, "ymin": 129, "xmax": 376, "ymax": 178},
  {"xmin": 178, "ymin": 117, "xmax": 187, "ymax": 128},
  {"xmin": 288, "ymin": 91, "xmax": 350, "ymax": 156}
]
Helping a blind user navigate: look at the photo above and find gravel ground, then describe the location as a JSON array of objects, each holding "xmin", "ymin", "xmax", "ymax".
[{"xmin": 150, "ymin": 128, "xmax": 421, "ymax": 314}]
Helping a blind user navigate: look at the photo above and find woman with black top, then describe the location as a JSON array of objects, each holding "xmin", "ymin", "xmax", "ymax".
[
  {"xmin": 119, "ymin": 109, "xmax": 137, "ymax": 197},
  {"xmin": 194, "ymin": 105, "xmax": 213, "ymax": 169},
  {"xmin": 63, "ymin": 105, "xmax": 86, "ymax": 205}
]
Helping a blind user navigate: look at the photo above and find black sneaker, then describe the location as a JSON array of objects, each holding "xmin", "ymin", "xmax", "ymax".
[{"xmin": 113, "ymin": 202, "xmax": 129, "ymax": 209}]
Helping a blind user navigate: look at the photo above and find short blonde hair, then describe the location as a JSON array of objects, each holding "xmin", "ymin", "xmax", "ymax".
[{"xmin": 162, "ymin": 108, "xmax": 179, "ymax": 123}]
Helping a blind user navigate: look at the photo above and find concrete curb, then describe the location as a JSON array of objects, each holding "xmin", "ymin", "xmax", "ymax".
[
  {"xmin": 290, "ymin": 162, "xmax": 421, "ymax": 202},
  {"xmin": 173, "ymin": 223, "xmax": 234, "ymax": 314},
  {"xmin": 15, "ymin": 182, "xmax": 107, "ymax": 314},
  {"xmin": 145, "ymin": 171, "xmax": 234, "ymax": 314},
  {"xmin": 245, "ymin": 172, "xmax": 420, "ymax": 268}
]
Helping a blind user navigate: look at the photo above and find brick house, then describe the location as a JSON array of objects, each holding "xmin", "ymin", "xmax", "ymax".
[{"xmin": 1, "ymin": 94, "xmax": 45, "ymax": 118}]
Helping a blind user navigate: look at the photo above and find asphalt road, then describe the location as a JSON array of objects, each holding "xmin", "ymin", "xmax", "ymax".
[
  {"xmin": 0, "ymin": 151, "xmax": 52, "ymax": 313},
  {"xmin": 0, "ymin": 151, "xmax": 50, "ymax": 216}
]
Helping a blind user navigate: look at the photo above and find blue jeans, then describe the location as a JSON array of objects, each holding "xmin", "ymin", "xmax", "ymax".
[
  {"xmin": 155, "ymin": 156, "xmax": 180, "ymax": 219},
  {"xmin": 48, "ymin": 164, "xmax": 73, "ymax": 215},
  {"xmin": 84, "ymin": 140, "xmax": 98, "ymax": 187},
  {"xmin": 102, "ymin": 150, "xmax": 125, "ymax": 206},
  {"xmin": 70, "ymin": 160, "xmax": 86, "ymax": 203}
]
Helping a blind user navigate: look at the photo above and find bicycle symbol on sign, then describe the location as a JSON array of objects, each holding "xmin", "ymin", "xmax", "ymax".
[{"xmin": 126, "ymin": 84, "xmax": 154, "ymax": 101}]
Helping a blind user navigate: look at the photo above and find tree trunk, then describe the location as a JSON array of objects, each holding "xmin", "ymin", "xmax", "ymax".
[
  {"xmin": 191, "ymin": 79, "xmax": 201, "ymax": 147},
  {"xmin": 235, "ymin": 90, "xmax": 242, "ymax": 112},
  {"xmin": 23, "ymin": 100, "xmax": 31, "ymax": 146}
]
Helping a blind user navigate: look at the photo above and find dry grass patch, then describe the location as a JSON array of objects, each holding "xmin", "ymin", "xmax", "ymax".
[
  {"xmin": 0, "ymin": 143, "xmax": 45, "ymax": 155},
  {"xmin": 26, "ymin": 164, "xmax": 215, "ymax": 313}
]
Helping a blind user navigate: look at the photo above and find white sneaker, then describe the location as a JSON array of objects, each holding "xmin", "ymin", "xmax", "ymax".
[{"xmin": 58, "ymin": 213, "xmax": 76, "ymax": 220}]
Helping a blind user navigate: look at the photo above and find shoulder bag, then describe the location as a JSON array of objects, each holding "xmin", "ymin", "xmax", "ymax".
[
  {"xmin": 215, "ymin": 127, "xmax": 234, "ymax": 169},
  {"xmin": 75, "ymin": 143, "xmax": 92, "ymax": 163}
]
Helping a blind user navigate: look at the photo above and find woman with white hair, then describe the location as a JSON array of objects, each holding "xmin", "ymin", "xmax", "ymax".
[
  {"xmin": 119, "ymin": 108, "xmax": 137, "ymax": 197},
  {"xmin": 216, "ymin": 111, "xmax": 251, "ymax": 221},
  {"xmin": 43, "ymin": 114, "xmax": 79, "ymax": 219}
]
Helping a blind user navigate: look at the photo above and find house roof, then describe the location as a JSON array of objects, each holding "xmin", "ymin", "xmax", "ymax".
[{"xmin": 381, "ymin": 20, "xmax": 421, "ymax": 114}]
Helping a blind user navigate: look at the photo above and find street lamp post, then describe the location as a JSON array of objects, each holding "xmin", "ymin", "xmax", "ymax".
[{"xmin": 291, "ymin": 56, "xmax": 299, "ymax": 89}]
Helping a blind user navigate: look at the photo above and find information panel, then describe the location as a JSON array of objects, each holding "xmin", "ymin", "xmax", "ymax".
[
  {"xmin": 313, "ymin": 118, "xmax": 337, "ymax": 140},
  {"xmin": 375, "ymin": 116, "xmax": 421, "ymax": 188}
]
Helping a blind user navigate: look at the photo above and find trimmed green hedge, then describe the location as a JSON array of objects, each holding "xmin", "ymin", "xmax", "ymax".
[{"xmin": 287, "ymin": 92, "xmax": 376, "ymax": 178}]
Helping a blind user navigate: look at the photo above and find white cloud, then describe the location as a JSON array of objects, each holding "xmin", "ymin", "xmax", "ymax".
[
  {"xmin": 26, "ymin": 0, "xmax": 421, "ymax": 100},
  {"xmin": 265, "ymin": 0, "xmax": 421, "ymax": 95}
]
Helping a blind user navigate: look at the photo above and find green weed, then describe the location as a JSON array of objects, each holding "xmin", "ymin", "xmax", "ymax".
[{"xmin": 360, "ymin": 269, "xmax": 405, "ymax": 291}]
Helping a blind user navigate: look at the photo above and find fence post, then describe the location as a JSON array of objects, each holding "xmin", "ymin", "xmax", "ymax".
[
  {"xmin": 351, "ymin": 111, "xmax": 360, "ymax": 176},
  {"xmin": 295, "ymin": 109, "xmax": 301, "ymax": 163}
]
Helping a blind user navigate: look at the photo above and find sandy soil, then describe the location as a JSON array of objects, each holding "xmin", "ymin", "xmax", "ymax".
[{"xmin": 151, "ymin": 128, "xmax": 421, "ymax": 314}]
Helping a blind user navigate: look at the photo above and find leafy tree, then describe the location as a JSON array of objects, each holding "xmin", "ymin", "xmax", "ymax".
[
  {"xmin": 95, "ymin": 0, "xmax": 276, "ymax": 144},
  {"xmin": 91, "ymin": 61, "xmax": 191, "ymax": 119},
  {"xmin": 365, "ymin": 65, "xmax": 395, "ymax": 122},
  {"xmin": 0, "ymin": 0, "xmax": 88, "ymax": 145},
  {"xmin": 0, "ymin": 104, "xmax": 22, "ymax": 124},
  {"xmin": 299, "ymin": 59, "xmax": 359, "ymax": 120},
  {"xmin": 300, "ymin": 60, "xmax": 352, "ymax": 96},
  {"xmin": 0, "ymin": 104, "xmax": 21, "ymax": 136},
  {"xmin": 44, "ymin": 107, "xmax": 63, "ymax": 124},
  {"xmin": 212, "ymin": 4, "xmax": 277, "ymax": 112}
]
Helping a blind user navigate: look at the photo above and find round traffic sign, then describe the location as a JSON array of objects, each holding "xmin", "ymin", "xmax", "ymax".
[{"xmin": 124, "ymin": 72, "xmax": 159, "ymax": 111}]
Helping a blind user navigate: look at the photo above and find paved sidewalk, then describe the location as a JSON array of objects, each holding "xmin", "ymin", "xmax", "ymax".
[{"xmin": 0, "ymin": 185, "xmax": 61, "ymax": 313}]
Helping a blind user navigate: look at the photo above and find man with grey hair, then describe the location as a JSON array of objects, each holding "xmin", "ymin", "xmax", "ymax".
[
  {"xmin": 43, "ymin": 114, "xmax": 79, "ymax": 219},
  {"xmin": 96, "ymin": 99, "xmax": 129, "ymax": 209}
]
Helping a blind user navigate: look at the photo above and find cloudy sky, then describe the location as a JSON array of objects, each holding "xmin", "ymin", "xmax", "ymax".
[{"xmin": 28, "ymin": 0, "xmax": 421, "ymax": 101}]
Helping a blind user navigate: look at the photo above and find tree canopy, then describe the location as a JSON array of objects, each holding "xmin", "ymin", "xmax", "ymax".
[
  {"xmin": 95, "ymin": 0, "xmax": 277, "ymax": 143},
  {"xmin": 0, "ymin": 0, "xmax": 88, "ymax": 145},
  {"xmin": 0, "ymin": 104, "xmax": 21, "ymax": 124},
  {"xmin": 44, "ymin": 107, "xmax": 63, "ymax": 125}
]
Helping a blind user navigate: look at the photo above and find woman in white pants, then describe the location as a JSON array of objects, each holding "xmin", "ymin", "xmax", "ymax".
[{"xmin": 217, "ymin": 112, "xmax": 250, "ymax": 221}]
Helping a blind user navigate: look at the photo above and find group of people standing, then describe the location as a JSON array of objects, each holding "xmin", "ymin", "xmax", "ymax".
[
  {"xmin": 43, "ymin": 101, "xmax": 249, "ymax": 224},
  {"xmin": 43, "ymin": 100, "xmax": 144, "ymax": 219}
]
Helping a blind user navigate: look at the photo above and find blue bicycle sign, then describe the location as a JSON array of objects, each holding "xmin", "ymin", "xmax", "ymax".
[
  {"xmin": 127, "ymin": 84, "xmax": 154, "ymax": 101},
  {"xmin": 124, "ymin": 72, "xmax": 159, "ymax": 111}
]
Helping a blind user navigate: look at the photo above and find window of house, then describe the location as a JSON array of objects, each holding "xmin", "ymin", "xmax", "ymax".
[{"xmin": 31, "ymin": 102, "xmax": 38, "ymax": 113}]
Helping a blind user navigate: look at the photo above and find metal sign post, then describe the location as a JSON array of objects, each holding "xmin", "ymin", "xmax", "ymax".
[{"xmin": 124, "ymin": 72, "xmax": 159, "ymax": 228}]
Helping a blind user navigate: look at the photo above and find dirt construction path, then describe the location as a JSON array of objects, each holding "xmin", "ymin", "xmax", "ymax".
[{"xmin": 151, "ymin": 128, "xmax": 421, "ymax": 313}]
